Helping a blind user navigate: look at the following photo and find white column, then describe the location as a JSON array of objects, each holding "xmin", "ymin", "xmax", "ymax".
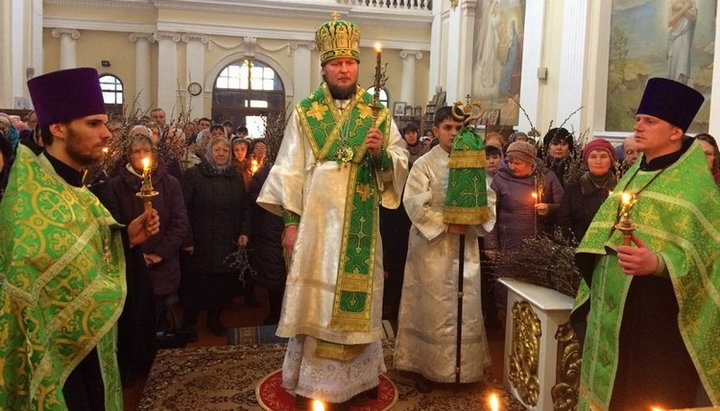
[
  {"xmin": 427, "ymin": 2, "xmax": 443, "ymax": 99},
  {"xmin": 10, "ymin": 0, "xmax": 24, "ymax": 104},
  {"xmin": 445, "ymin": 0, "xmax": 477, "ymax": 103},
  {"xmin": 518, "ymin": 0, "xmax": 547, "ymax": 134},
  {"xmin": 154, "ymin": 31, "xmax": 181, "ymax": 116},
  {"xmin": 31, "ymin": 0, "xmax": 43, "ymax": 76},
  {"xmin": 399, "ymin": 50, "xmax": 423, "ymax": 105},
  {"xmin": 556, "ymin": 0, "xmax": 590, "ymax": 133},
  {"xmin": 290, "ymin": 41, "xmax": 314, "ymax": 105},
  {"xmin": 182, "ymin": 34, "xmax": 209, "ymax": 118},
  {"xmin": 51, "ymin": 28, "xmax": 80, "ymax": 70},
  {"xmin": 129, "ymin": 33, "xmax": 154, "ymax": 112},
  {"xmin": 710, "ymin": 8, "xmax": 720, "ymax": 134}
]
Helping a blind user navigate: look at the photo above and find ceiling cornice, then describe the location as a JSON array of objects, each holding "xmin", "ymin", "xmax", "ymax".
[
  {"xmin": 43, "ymin": 0, "xmax": 432, "ymax": 28},
  {"xmin": 44, "ymin": 17, "xmax": 156, "ymax": 33}
]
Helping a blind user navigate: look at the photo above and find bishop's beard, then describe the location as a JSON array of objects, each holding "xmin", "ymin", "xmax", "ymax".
[{"xmin": 326, "ymin": 81, "xmax": 357, "ymax": 100}]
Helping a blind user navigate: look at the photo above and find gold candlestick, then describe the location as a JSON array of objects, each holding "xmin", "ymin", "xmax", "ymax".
[
  {"xmin": 615, "ymin": 192, "xmax": 637, "ymax": 246},
  {"xmin": 371, "ymin": 42, "xmax": 388, "ymax": 119},
  {"xmin": 136, "ymin": 157, "xmax": 159, "ymax": 212}
]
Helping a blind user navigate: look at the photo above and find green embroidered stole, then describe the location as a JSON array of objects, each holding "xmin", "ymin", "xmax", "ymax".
[
  {"xmin": 297, "ymin": 84, "xmax": 390, "ymax": 336},
  {"xmin": 572, "ymin": 143, "xmax": 720, "ymax": 409},
  {"xmin": 0, "ymin": 145, "xmax": 126, "ymax": 410}
]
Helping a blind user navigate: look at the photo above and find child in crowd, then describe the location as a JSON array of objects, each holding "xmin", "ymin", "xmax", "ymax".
[
  {"xmin": 485, "ymin": 144, "xmax": 502, "ymax": 182},
  {"xmin": 394, "ymin": 107, "xmax": 496, "ymax": 392}
]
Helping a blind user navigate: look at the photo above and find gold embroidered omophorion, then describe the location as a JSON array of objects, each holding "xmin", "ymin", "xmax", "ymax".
[{"xmin": 297, "ymin": 84, "xmax": 391, "ymax": 337}]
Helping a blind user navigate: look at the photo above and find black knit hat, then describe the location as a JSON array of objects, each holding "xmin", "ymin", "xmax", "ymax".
[{"xmin": 636, "ymin": 77, "xmax": 704, "ymax": 132}]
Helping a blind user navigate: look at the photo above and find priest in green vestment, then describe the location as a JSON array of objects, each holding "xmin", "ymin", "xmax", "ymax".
[
  {"xmin": 0, "ymin": 67, "xmax": 159, "ymax": 410},
  {"xmin": 257, "ymin": 14, "xmax": 409, "ymax": 406},
  {"xmin": 571, "ymin": 77, "xmax": 720, "ymax": 410}
]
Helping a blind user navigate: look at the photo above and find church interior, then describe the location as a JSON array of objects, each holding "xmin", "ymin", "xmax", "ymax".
[{"xmin": 1, "ymin": 0, "xmax": 720, "ymax": 410}]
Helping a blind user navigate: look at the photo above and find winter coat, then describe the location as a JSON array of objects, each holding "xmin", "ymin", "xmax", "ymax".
[
  {"xmin": 556, "ymin": 172, "xmax": 616, "ymax": 243},
  {"xmin": 182, "ymin": 160, "xmax": 251, "ymax": 275},
  {"xmin": 248, "ymin": 163, "xmax": 286, "ymax": 290},
  {"xmin": 487, "ymin": 162, "xmax": 564, "ymax": 251},
  {"xmin": 110, "ymin": 162, "xmax": 188, "ymax": 296}
]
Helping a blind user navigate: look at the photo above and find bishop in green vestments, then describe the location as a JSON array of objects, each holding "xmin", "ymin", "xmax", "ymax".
[{"xmin": 257, "ymin": 15, "xmax": 409, "ymax": 405}]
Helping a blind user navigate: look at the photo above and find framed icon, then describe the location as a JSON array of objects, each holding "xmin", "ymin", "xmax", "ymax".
[{"xmin": 393, "ymin": 101, "xmax": 407, "ymax": 117}]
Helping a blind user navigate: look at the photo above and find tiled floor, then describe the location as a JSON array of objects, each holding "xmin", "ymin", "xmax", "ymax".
[{"xmin": 122, "ymin": 286, "xmax": 507, "ymax": 410}]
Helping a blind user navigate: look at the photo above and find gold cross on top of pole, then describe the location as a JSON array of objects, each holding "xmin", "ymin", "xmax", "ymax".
[{"xmin": 331, "ymin": 12, "xmax": 341, "ymax": 20}]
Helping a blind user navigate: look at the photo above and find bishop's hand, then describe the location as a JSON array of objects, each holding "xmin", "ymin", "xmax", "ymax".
[{"xmin": 366, "ymin": 128, "xmax": 382, "ymax": 157}]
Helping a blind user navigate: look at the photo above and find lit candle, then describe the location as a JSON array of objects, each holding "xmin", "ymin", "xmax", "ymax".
[
  {"xmin": 142, "ymin": 157, "xmax": 151, "ymax": 177},
  {"xmin": 311, "ymin": 399, "xmax": 325, "ymax": 411},
  {"xmin": 102, "ymin": 147, "xmax": 109, "ymax": 154},
  {"xmin": 650, "ymin": 407, "xmax": 665, "ymax": 411},
  {"xmin": 621, "ymin": 192, "xmax": 632, "ymax": 205},
  {"xmin": 531, "ymin": 191, "xmax": 538, "ymax": 205},
  {"xmin": 373, "ymin": 42, "xmax": 383, "ymax": 110},
  {"xmin": 488, "ymin": 392, "xmax": 500, "ymax": 411},
  {"xmin": 250, "ymin": 159, "xmax": 259, "ymax": 175}
]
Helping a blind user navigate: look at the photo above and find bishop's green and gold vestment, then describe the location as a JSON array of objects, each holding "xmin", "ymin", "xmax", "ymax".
[
  {"xmin": 257, "ymin": 83, "xmax": 409, "ymax": 402},
  {"xmin": 0, "ymin": 145, "xmax": 126, "ymax": 410},
  {"xmin": 572, "ymin": 141, "xmax": 720, "ymax": 410}
]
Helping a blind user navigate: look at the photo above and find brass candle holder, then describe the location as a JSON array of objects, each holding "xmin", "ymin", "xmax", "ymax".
[
  {"xmin": 136, "ymin": 157, "xmax": 158, "ymax": 213},
  {"xmin": 371, "ymin": 42, "xmax": 388, "ymax": 119},
  {"xmin": 614, "ymin": 192, "xmax": 637, "ymax": 246}
]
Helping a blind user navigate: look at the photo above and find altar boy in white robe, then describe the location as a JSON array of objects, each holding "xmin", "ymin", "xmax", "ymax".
[{"xmin": 394, "ymin": 106, "xmax": 496, "ymax": 391}]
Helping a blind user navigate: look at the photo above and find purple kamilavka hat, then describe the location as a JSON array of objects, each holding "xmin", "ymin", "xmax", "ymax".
[
  {"xmin": 27, "ymin": 67, "xmax": 106, "ymax": 127},
  {"xmin": 636, "ymin": 77, "xmax": 704, "ymax": 132}
]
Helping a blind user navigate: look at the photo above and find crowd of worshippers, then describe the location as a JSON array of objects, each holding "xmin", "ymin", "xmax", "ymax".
[
  {"xmin": 0, "ymin": 108, "xmax": 278, "ymax": 386},
  {"xmin": 0, "ymin": 108, "xmax": 720, "ymax": 358},
  {"xmin": 2, "ymin": 105, "xmax": 720, "ymax": 386},
  {"xmin": 382, "ymin": 120, "xmax": 720, "ymax": 324}
]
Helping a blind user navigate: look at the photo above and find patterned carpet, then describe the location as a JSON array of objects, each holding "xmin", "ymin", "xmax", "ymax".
[{"xmin": 139, "ymin": 339, "xmax": 526, "ymax": 410}]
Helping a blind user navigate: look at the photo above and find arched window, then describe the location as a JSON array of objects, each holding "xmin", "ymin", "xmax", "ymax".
[
  {"xmin": 213, "ymin": 59, "xmax": 285, "ymax": 138},
  {"xmin": 99, "ymin": 74, "xmax": 123, "ymax": 116},
  {"xmin": 366, "ymin": 86, "xmax": 389, "ymax": 108}
]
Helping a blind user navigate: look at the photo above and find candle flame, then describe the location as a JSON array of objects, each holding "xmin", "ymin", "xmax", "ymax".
[
  {"xmin": 311, "ymin": 399, "xmax": 325, "ymax": 411},
  {"xmin": 375, "ymin": 42, "xmax": 382, "ymax": 52},
  {"xmin": 650, "ymin": 407, "xmax": 665, "ymax": 411},
  {"xmin": 102, "ymin": 147, "xmax": 109, "ymax": 154},
  {"xmin": 142, "ymin": 157, "xmax": 151, "ymax": 171},
  {"xmin": 531, "ymin": 192, "xmax": 538, "ymax": 199},
  {"xmin": 621, "ymin": 192, "xmax": 632, "ymax": 205},
  {"xmin": 488, "ymin": 392, "xmax": 500, "ymax": 411},
  {"xmin": 250, "ymin": 159, "xmax": 259, "ymax": 175}
]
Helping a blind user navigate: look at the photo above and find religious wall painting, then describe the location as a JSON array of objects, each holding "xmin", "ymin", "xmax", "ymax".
[
  {"xmin": 472, "ymin": 0, "xmax": 526, "ymax": 126},
  {"xmin": 606, "ymin": 0, "xmax": 716, "ymax": 133}
]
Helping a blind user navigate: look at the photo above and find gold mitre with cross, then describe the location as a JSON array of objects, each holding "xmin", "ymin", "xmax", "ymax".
[{"xmin": 315, "ymin": 12, "xmax": 361, "ymax": 64}]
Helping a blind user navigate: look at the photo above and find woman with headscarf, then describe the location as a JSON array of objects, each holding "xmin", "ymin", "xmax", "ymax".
[
  {"xmin": 542, "ymin": 127, "xmax": 575, "ymax": 186},
  {"xmin": 110, "ymin": 134, "xmax": 188, "ymax": 383},
  {"xmin": 487, "ymin": 141, "xmax": 564, "ymax": 313},
  {"xmin": 556, "ymin": 139, "xmax": 617, "ymax": 242},
  {"xmin": 180, "ymin": 136, "xmax": 251, "ymax": 338}
]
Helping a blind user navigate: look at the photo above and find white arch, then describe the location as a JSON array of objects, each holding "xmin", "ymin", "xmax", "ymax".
[{"xmin": 204, "ymin": 51, "xmax": 294, "ymax": 101}]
